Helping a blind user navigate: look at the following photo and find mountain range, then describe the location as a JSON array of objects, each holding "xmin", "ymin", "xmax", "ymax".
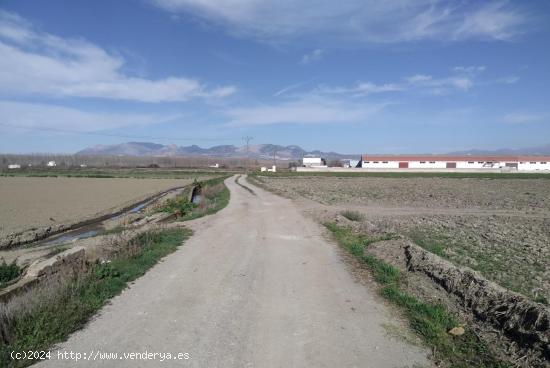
[
  {"xmin": 449, "ymin": 143, "xmax": 550, "ymax": 156},
  {"xmin": 77, "ymin": 142, "xmax": 354, "ymax": 160},
  {"xmin": 77, "ymin": 142, "xmax": 550, "ymax": 160}
]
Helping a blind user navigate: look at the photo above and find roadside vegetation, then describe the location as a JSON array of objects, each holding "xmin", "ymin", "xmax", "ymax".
[
  {"xmin": 325, "ymin": 223, "xmax": 509, "ymax": 368},
  {"xmin": 0, "ymin": 228, "xmax": 191, "ymax": 367},
  {"xmin": 0, "ymin": 260, "xmax": 21, "ymax": 288},
  {"xmin": 156, "ymin": 176, "xmax": 230, "ymax": 221}
]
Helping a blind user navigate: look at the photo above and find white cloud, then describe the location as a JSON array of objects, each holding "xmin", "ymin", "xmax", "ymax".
[
  {"xmin": 497, "ymin": 76, "xmax": 519, "ymax": 84},
  {"xmin": 453, "ymin": 2, "xmax": 527, "ymax": 41},
  {"xmin": 0, "ymin": 11, "xmax": 236, "ymax": 102},
  {"xmin": 452, "ymin": 65, "xmax": 486, "ymax": 74},
  {"xmin": 317, "ymin": 82, "xmax": 403, "ymax": 95},
  {"xmin": 406, "ymin": 74, "xmax": 473, "ymax": 91},
  {"xmin": 274, "ymin": 82, "xmax": 305, "ymax": 97},
  {"xmin": 503, "ymin": 113, "xmax": 546, "ymax": 124},
  {"xmin": 225, "ymin": 95, "xmax": 385, "ymax": 126},
  {"xmin": 301, "ymin": 49, "xmax": 324, "ymax": 64},
  {"xmin": 0, "ymin": 100, "xmax": 180, "ymax": 132},
  {"xmin": 151, "ymin": 0, "xmax": 529, "ymax": 43},
  {"xmin": 318, "ymin": 72, "xmax": 477, "ymax": 97}
]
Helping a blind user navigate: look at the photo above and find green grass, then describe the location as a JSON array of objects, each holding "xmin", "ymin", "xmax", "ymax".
[
  {"xmin": 251, "ymin": 171, "xmax": 550, "ymax": 179},
  {"xmin": 340, "ymin": 210, "xmax": 364, "ymax": 222},
  {"xmin": 156, "ymin": 193, "xmax": 197, "ymax": 216},
  {"xmin": 156, "ymin": 176, "xmax": 230, "ymax": 221},
  {"xmin": 409, "ymin": 231, "xmax": 447, "ymax": 257},
  {"xmin": 0, "ymin": 259, "xmax": 21, "ymax": 288},
  {"xmin": 0, "ymin": 228, "xmax": 191, "ymax": 368},
  {"xmin": 181, "ymin": 176, "xmax": 230, "ymax": 220},
  {"xmin": 324, "ymin": 222, "xmax": 509, "ymax": 368}
]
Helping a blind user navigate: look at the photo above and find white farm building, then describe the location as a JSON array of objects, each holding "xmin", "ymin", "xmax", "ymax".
[
  {"xmin": 302, "ymin": 157, "xmax": 327, "ymax": 168},
  {"xmin": 361, "ymin": 155, "xmax": 550, "ymax": 172}
]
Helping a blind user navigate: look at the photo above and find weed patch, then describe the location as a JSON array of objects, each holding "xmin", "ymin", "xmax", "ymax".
[
  {"xmin": 324, "ymin": 222, "xmax": 509, "ymax": 368},
  {"xmin": 0, "ymin": 260, "xmax": 21, "ymax": 288},
  {"xmin": 409, "ymin": 231, "xmax": 447, "ymax": 257},
  {"xmin": 156, "ymin": 176, "xmax": 230, "ymax": 222},
  {"xmin": 157, "ymin": 195, "xmax": 197, "ymax": 217}
]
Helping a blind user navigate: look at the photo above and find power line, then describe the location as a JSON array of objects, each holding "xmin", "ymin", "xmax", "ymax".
[{"xmin": 0, "ymin": 122, "xmax": 237, "ymax": 142}]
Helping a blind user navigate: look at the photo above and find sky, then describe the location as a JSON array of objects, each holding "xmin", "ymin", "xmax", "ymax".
[{"xmin": 0, "ymin": 0, "xmax": 549, "ymax": 154}]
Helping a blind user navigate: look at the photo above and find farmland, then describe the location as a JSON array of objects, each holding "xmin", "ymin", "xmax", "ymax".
[
  {"xmin": 0, "ymin": 176, "xmax": 211, "ymax": 237},
  {"xmin": 250, "ymin": 174, "xmax": 550, "ymax": 303}
]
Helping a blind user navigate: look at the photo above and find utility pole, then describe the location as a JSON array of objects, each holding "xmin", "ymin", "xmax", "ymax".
[
  {"xmin": 243, "ymin": 136, "xmax": 253, "ymax": 173},
  {"xmin": 272, "ymin": 148, "xmax": 277, "ymax": 168}
]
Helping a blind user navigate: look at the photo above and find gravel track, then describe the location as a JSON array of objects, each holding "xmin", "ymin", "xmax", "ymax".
[{"xmin": 39, "ymin": 176, "xmax": 429, "ymax": 368}]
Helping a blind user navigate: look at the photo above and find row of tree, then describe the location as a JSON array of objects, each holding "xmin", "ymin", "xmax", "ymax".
[{"xmin": 0, "ymin": 154, "xmax": 287, "ymax": 170}]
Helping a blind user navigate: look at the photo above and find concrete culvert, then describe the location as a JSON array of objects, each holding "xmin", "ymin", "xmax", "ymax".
[{"xmin": 189, "ymin": 185, "xmax": 202, "ymax": 205}]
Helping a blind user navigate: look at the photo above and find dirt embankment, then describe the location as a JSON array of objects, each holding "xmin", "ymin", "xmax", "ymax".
[
  {"xmin": 333, "ymin": 214, "xmax": 550, "ymax": 367},
  {"xmin": 405, "ymin": 244, "xmax": 550, "ymax": 364},
  {"xmin": 369, "ymin": 214, "xmax": 550, "ymax": 303}
]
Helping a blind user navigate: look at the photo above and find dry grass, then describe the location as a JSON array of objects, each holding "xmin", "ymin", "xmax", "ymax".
[{"xmin": 0, "ymin": 228, "xmax": 190, "ymax": 367}]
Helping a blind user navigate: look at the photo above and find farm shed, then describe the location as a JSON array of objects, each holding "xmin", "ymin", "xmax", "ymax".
[{"xmin": 302, "ymin": 157, "xmax": 327, "ymax": 167}]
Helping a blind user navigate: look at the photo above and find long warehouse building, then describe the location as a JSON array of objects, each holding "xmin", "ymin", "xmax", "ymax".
[{"xmin": 361, "ymin": 155, "xmax": 550, "ymax": 171}]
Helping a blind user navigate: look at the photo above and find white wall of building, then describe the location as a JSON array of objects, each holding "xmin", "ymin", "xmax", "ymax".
[
  {"xmin": 303, "ymin": 157, "xmax": 323, "ymax": 166},
  {"xmin": 361, "ymin": 160, "xmax": 400, "ymax": 169},
  {"xmin": 519, "ymin": 161, "xmax": 550, "ymax": 171},
  {"xmin": 362, "ymin": 159, "xmax": 550, "ymax": 171},
  {"xmin": 407, "ymin": 161, "xmax": 446, "ymax": 169}
]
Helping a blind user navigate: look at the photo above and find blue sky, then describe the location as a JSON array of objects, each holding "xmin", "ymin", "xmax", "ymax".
[{"xmin": 0, "ymin": 0, "xmax": 549, "ymax": 154}]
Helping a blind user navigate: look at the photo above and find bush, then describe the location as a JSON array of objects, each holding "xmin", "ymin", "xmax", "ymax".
[
  {"xmin": 157, "ymin": 196, "xmax": 197, "ymax": 216},
  {"xmin": 0, "ymin": 260, "xmax": 21, "ymax": 286}
]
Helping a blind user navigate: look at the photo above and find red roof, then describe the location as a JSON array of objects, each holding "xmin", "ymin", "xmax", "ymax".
[{"xmin": 361, "ymin": 155, "xmax": 550, "ymax": 162}]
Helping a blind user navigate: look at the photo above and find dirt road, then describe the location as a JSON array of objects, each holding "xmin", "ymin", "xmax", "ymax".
[{"xmin": 39, "ymin": 176, "xmax": 429, "ymax": 367}]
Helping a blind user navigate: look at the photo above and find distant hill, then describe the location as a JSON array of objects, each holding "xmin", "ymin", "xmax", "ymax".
[
  {"xmin": 77, "ymin": 142, "xmax": 358, "ymax": 160},
  {"xmin": 77, "ymin": 141, "xmax": 550, "ymax": 160},
  {"xmin": 449, "ymin": 143, "xmax": 550, "ymax": 156}
]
